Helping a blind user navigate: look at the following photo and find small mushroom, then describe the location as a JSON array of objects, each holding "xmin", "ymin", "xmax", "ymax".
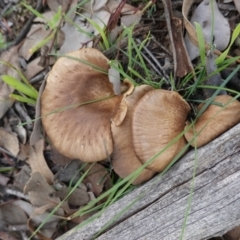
[
  {"xmin": 111, "ymin": 85, "xmax": 156, "ymax": 185},
  {"xmin": 184, "ymin": 95, "xmax": 240, "ymax": 147},
  {"xmin": 41, "ymin": 48, "xmax": 132, "ymax": 162},
  {"xmin": 132, "ymin": 89, "xmax": 190, "ymax": 172}
]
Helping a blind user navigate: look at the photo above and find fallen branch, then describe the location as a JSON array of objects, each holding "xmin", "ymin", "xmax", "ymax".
[{"xmin": 60, "ymin": 123, "xmax": 240, "ymax": 240}]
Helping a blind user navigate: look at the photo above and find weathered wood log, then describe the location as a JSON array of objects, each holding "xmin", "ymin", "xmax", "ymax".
[{"xmin": 60, "ymin": 123, "xmax": 240, "ymax": 240}]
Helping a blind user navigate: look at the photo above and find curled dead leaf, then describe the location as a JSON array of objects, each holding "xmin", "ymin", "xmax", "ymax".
[
  {"xmin": 0, "ymin": 46, "xmax": 21, "ymax": 119},
  {"xmin": 83, "ymin": 163, "xmax": 112, "ymax": 197},
  {"xmin": 162, "ymin": 0, "xmax": 193, "ymax": 77},
  {"xmin": 24, "ymin": 172, "xmax": 64, "ymax": 216},
  {"xmin": 19, "ymin": 25, "xmax": 51, "ymax": 61},
  {"xmin": 27, "ymin": 139, "xmax": 54, "ymax": 184},
  {"xmin": 0, "ymin": 127, "xmax": 19, "ymax": 157},
  {"xmin": 55, "ymin": 186, "xmax": 90, "ymax": 207},
  {"xmin": 183, "ymin": 0, "xmax": 230, "ymax": 60},
  {"xmin": 47, "ymin": 0, "xmax": 71, "ymax": 13}
]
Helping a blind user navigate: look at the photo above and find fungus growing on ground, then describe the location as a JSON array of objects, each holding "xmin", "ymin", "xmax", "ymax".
[
  {"xmin": 111, "ymin": 85, "xmax": 156, "ymax": 185},
  {"xmin": 41, "ymin": 48, "xmax": 132, "ymax": 162},
  {"xmin": 41, "ymin": 48, "xmax": 192, "ymax": 184},
  {"xmin": 184, "ymin": 95, "xmax": 240, "ymax": 147},
  {"xmin": 132, "ymin": 90, "xmax": 190, "ymax": 172}
]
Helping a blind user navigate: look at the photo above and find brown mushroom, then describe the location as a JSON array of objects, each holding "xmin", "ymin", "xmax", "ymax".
[
  {"xmin": 41, "ymin": 48, "xmax": 132, "ymax": 162},
  {"xmin": 111, "ymin": 85, "xmax": 156, "ymax": 185},
  {"xmin": 132, "ymin": 89, "xmax": 190, "ymax": 172},
  {"xmin": 184, "ymin": 95, "xmax": 240, "ymax": 147}
]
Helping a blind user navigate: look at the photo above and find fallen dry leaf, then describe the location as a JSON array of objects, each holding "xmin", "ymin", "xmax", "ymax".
[
  {"xmin": 107, "ymin": 2, "xmax": 143, "ymax": 42},
  {"xmin": 24, "ymin": 56, "xmax": 45, "ymax": 80},
  {"xmin": 0, "ymin": 232, "xmax": 18, "ymax": 240},
  {"xmin": 24, "ymin": 172, "xmax": 55, "ymax": 206},
  {"xmin": 233, "ymin": 0, "xmax": 240, "ymax": 13},
  {"xmin": 30, "ymin": 80, "xmax": 46, "ymax": 145},
  {"xmin": 121, "ymin": 10, "xmax": 142, "ymax": 27},
  {"xmin": 50, "ymin": 145, "xmax": 72, "ymax": 166},
  {"xmin": 55, "ymin": 159, "xmax": 82, "ymax": 184},
  {"xmin": 184, "ymin": 0, "xmax": 230, "ymax": 60},
  {"xmin": 106, "ymin": 0, "xmax": 137, "ymax": 15},
  {"xmin": 0, "ymin": 127, "xmax": 19, "ymax": 157},
  {"xmin": 0, "ymin": 202, "xmax": 28, "ymax": 226},
  {"xmin": 162, "ymin": 0, "xmax": 193, "ymax": 77},
  {"xmin": 55, "ymin": 186, "xmax": 90, "ymax": 207},
  {"xmin": 17, "ymin": 143, "xmax": 31, "ymax": 161},
  {"xmin": 24, "ymin": 172, "xmax": 64, "ymax": 216},
  {"xmin": 91, "ymin": 9, "xmax": 111, "ymax": 35},
  {"xmin": 47, "ymin": 0, "xmax": 71, "ymax": 13},
  {"xmin": 84, "ymin": 0, "xmax": 108, "ymax": 12},
  {"xmin": 59, "ymin": 15, "xmax": 93, "ymax": 54},
  {"xmin": 0, "ymin": 174, "xmax": 9, "ymax": 186},
  {"xmin": 13, "ymin": 165, "xmax": 31, "ymax": 192},
  {"xmin": 13, "ymin": 199, "xmax": 59, "ymax": 239},
  {"xmin": 6, "ymin": 108, "xmax": 27, "ymax": 144},
  {"xmin": 13, "ymin": 199, "xmax": 58, "ymax": 226},
  {"xmin": 34, "ymin": 11, "xmax": 56, "ymax": 24},
  {"xmin": 60, "ymin": 0, "xmax": 111, "ymax": 54},
  {"xmin": 0, "ymin": 46, "xmax": 21, "ymax": 119},
  {"xmin": 19, "ymin": 25, "xmax": 51, "ymax": 61},
  {"xmin": 104, "ymin": 0, "xmax": 127, "ymax": 34},
  {"xmin": 65, "ymin": 0, "xmax": 79, "ymax": 21},
  {"xmin": 83, "ymin": 163, "xmax": 112, "ymax": 197},
  {"xmin": 27, "ymin": 139, "xmax": 54, "ymax": 184}
]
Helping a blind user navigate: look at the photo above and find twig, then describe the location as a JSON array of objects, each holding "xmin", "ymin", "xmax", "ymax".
[
  {"xmin": 14, "ymin": 102, "xmax": 32, "ymax": 130},
  {"xmin": 136, "ymin": 38, "xmax": 170, "ymax": 83},
  {"xmin": 30, "ymin": 70, "xmax": 48, "ymax": 84},
  {"xmin": 0, "ymin": 146, "xmax": 16, "ymax": 159},
  {"xmin": 5, "ymin": 188, "xmax": 29, "ymax": 201},
  {"xmin": 0, "ymin": 0, "xmax": 43, "ymax": 53},
  {"xmin": 151, "ymin": 37, "xmax": 172, "ymax": 56}
]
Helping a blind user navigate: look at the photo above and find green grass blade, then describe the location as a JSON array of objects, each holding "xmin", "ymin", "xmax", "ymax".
[
  {"xmin": 30, "ymin": 32, "xmax": 55, "ymax": 55},
  {"xmin": 0, "ymin": 61, "xmax": 39, "ymax": 93},
  {"xmin": 216, "ymin": 23, "xmax": 240, "ymax": 64},
  {"xmin": 48, "ymin": 7, "xmax": 62, "ymax": 29},
  {"xmin": 0, "ymin": 167, "xmax": 13, "ymax": 172},
  {"xmin": 179, "ymin": 123, "xmax": 197, "ymax": 240},
  {"xmin": 195, "ymin": 22, "xmax": 206, "ymax": 64},
  {"xmin": 126, "ymin": 26, "xmax": 133, "ymax": 70},
  {"xmin": 82, "ymin": 15, "xmax": 110, "ymax": 49},
  {"xmin": 21, "ymin": 2, "xmax": 45, "ymax": 20},
  {"xmin": 1, "ymin": 75, "xmax": 38, "ymax": 99},
  {"xmin": 10, "ymin": 94, "xmax": 36, "ymax": 105}
]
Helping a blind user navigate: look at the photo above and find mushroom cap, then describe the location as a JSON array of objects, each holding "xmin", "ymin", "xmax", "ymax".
[
  {"xmin": 41, "ymin": 48, "xmax": 130, "ymax": 162},
  {"xmin": 132, "ymin": 89, "xmax": 190, "ymax": 172},
  {"xmin": 184, "ymin": 95, "xmax": 240, "ymax": 147},
  {"xmin": 111, "ymin": 85, "xmax": 156, "ymax": 185}
]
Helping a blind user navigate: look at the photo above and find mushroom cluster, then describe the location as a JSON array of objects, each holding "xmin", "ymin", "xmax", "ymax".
[{"xmin": 41, "ymin": 48, "xmax": 240, "ymax": 185}]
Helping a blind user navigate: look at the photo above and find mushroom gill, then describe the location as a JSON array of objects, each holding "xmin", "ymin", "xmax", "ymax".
[
  {"xmin": 132, "ymin": 89, "xmax": 190, "ymax": 172},
  {"xmin": 41, "ymin": 48, "xmax": 132, "ymax": 162},
  {"xmin": 111, "ymin": 85, "xmax": 156, "ymax": 185},
  {"xmin": 184, "ymin": 95, "xmax": 240, "ymax": 147}
]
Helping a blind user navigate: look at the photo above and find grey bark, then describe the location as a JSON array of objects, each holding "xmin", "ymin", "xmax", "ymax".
[{"xmin": 59, "ymin": 123, "xmax": 240, "ymax": 240}]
